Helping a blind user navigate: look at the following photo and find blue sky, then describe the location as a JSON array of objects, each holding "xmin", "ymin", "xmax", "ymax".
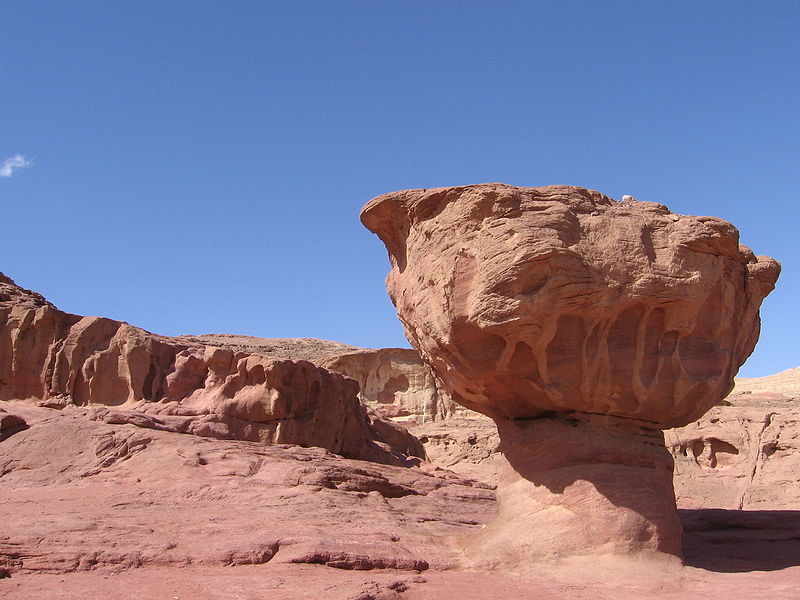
[{"xmin": 2, "ymin": 1, "xmax": 797, "ymax": 377}]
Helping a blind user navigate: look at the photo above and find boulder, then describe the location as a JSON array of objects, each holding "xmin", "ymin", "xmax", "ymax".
[{"xmin": 0, "ymin": 407, "xmax": 27, "ymax": 442}]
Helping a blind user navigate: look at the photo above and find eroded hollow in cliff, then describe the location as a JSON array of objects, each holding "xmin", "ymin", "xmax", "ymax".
[{"xmin": 378, "ymin": 375, "xmax": 410, "ymax": 404}]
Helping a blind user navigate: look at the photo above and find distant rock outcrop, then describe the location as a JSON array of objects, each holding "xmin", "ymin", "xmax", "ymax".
[
  {"xmin": 320, "ymin": 348, "xmax": 461, "ymax": 422},
  {"xmin": 180, "ymin": 332, "xmax": 466, "ymax": 425},
  {"xmin": 730, "ymin": 367, "xmax": 800, "ymax": 398},
  {"xmin": 362, "ymin": 183, "xmax": 780, "ymax": 565},
  {"xmin": 668, "ymin": 390, "xmax": 800, "ymax": 510},
  {"xmin": 0, "ymin": 273, "xmax": 421, "ymax": 464},
  {"xmin": 178, "ymin": 333, "xmax": 365, "ymax": 363}
]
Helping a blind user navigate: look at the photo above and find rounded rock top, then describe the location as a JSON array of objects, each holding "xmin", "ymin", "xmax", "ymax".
[{"xmin": 361, "ymin": 184, "xmax": 780, "ymax": 428}]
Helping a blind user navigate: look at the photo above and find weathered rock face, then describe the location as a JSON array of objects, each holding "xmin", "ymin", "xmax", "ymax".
[
  {"xmin": 668, "ymin": 391, "xmax": 800, "ymax": 510},
  {"xmin": 362, "ymin": 183, "xmax": 780, "ymax": 563},
  {"xmin": 400, "ymin": 378, "xmax": 800, "ymax": 511},
  {"xmin": 0, "ymin": 273, "xmax": 420, "ymax": 465},
  {"xmin": 470, "ymin": 414, "xmax": 683, "ymax": 562},
  {"xmin": 361, "ymin": 184, "xmax": 779, "ymax": 426},
  {"xmin": 321, "ymin": 348, "xmax": 459, "ymax": 422},
  {"xmin": 0, "ymin": 402, "xmax": 493, "ymax": 584},
  {"xmin": 410, "ymin": 415, "xmax": 501, "ymax": 484},
  {"xmin": 176, "ymin": 335, "xmax": 462, "ymax": 425},
  {"xmin": 378, "ymin": 366, "xmax": 800, "ymax": 510}
]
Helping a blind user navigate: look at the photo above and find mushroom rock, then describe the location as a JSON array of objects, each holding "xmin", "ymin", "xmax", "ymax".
[{"xmin": 361, "ymin": 183, "xmax": 780, "ymax": 565}]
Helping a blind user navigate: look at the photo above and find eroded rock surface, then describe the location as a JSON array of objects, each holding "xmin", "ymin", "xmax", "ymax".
[
  {"xmin": 362, "ymin": 183, "xmax": 780, "ymax": 563},
  {"xmin": 400, "ymin": 372, "xmax": 800, "ymax": 510},
  {"xmin": 669, "ymin": 391, "xmax": 800, "ymax": 510},
  {"xmin": 0, "ymin": 273, "xmax": 418, "ymax": 464},
  {"xmin": 321, "ymin": 348, "xmax": 460, "ymax": 423},
  {"xmin": 411, "ymin": 415, "xmax": 501, "ymax": 484},
  {"xmin": 361, "ymin": 184, "xmax": 779, "ymax": 426},
  {"xmin": 0, "ymin": 403, "xmax": 492, "ymax": 581},
  {"xmin": 366, "ymin": 375, "xmax": 800, "ymax": 512},
  {"xmin": 3, "ymin": 404, "xmax": 799, "ymax": 599}
]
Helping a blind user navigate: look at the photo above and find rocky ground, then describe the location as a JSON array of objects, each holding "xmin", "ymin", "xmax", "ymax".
[
  {"xmin": 1, "ymin": 402, "xmax": 492, "ymax": 599},
  {"xmin": 2, "ymin": 393, "xmax": 800, "ymax": 599}
]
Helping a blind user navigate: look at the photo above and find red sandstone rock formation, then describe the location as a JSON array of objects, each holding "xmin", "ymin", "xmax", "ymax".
[
  {"xmin": 362, "ymin": 183, "xmax": 780, "ymax": 564},
  {"xmin": 7, "ymin": 402, "xmax": 797, "ymax": 599},
  {"xmin": 343, "ymin": 363, "xmax": 800, "ymax": 510},
  {"xmin": 378, "ymin": 370, "xmax": 800, "ymax": 513},
  {"xmin": 0, "ymin": 402, "xmax": 492, "ymax": 585},
  {"xmin": 668, "ymin": 390, "xmax": 800, "ymax": 510},
  {"xmin": 321, "ymin": 348, "xmax": 458, "ymax": 422},
  {"xmin": 0, "ymin": 273, "xmax": 418, "ymax": 464}
]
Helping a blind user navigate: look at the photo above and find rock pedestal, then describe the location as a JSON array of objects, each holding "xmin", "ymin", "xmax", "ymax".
[
  {"xmin": 361, "ymin": 183, "xmax": 780, "ymax": 565},
  {"xmin": 469, "ymin": 414, "xmax": 681, "ymax": 564}
]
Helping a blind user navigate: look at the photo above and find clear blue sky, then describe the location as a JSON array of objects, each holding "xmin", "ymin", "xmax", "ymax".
[{"xmin": 2, "ymin": 1, "xmax": 797, "ymax": 377}]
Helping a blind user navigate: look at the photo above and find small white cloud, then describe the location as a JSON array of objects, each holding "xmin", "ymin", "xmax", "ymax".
[{"xmin": 0, "ymin": 155, "xmax": 32, "ymax": 178}]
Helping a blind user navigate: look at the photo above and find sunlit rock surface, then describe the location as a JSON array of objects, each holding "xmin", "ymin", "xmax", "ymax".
[
  {"xmin": 321, "ymin": 348, "xmax": 462, "ymax": 422},
  {"xmin": 0, "ymin": 273, "xmax": 419, "ymax": 464},
  {"xmin": 362, "ymin": 183, "xmax": 780, "ymax": 563}
]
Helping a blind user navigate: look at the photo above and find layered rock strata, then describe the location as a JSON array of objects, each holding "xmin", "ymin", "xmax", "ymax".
[
  {"xmin": 3, "ymin": 404, "xmax": 800, "ymax": 598},
  {"xmin": 361, "ymin": 183, "xmax": 780, "ymax": 564},
  {"xmin": 0, "ymin": 273, "xmax": 420, "ymax": 464},
  {"xmin": 0, "ymin": 402, "xmax": 492, "ymax": 580}
]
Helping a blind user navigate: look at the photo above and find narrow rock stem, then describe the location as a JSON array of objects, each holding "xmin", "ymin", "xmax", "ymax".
[{"xmin": 465, "ymin": 413, "xmax": 682, "ymax": 566}]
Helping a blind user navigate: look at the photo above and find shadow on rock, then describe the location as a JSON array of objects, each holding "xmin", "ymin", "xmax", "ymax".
[{"xmin": 681, "ymin": 508, "xmax": 800, "ymax": 572}]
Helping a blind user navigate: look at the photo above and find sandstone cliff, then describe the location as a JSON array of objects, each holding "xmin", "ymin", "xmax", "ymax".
[{"xmin": 0, "ymin": 273, "xmax": 420, "ymax": 464}]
